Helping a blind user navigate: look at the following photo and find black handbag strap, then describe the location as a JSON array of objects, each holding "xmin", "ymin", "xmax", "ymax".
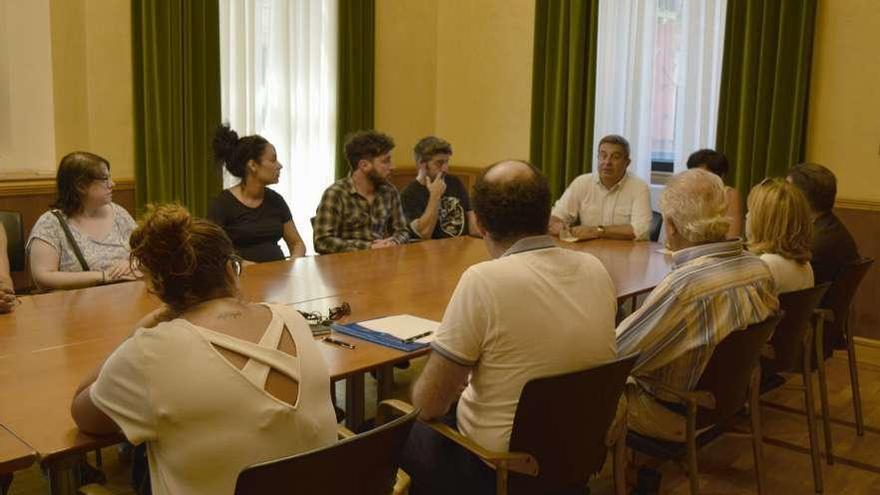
[{"xmin": 51, "ymin": 210, "xmax": 90, "ymax": 272}]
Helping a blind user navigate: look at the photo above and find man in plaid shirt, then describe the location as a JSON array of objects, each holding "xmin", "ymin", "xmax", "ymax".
[{"xmin": 313, "ymin": 131, "xmax": 410, "ymax": 254}]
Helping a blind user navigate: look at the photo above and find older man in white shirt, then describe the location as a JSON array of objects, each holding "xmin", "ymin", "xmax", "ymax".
[{"xmin": 548, "ymin": 134, "xmax": 653, "ymax": 241}]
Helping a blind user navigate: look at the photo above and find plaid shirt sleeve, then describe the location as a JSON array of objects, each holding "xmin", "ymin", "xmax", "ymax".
[
  {"xmin": 313, "ymin": 185, "xmax": 372, "ymax": 254},
  {"xmin": 387, "ymin": 190, "xmax": 411, "ymax": 245}
]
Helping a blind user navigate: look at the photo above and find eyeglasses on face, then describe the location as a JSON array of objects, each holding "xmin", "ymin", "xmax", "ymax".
[
  {"xmin": 230, "ymin": 255, "xmax": 243, "ymax": 276},
  {"xmin": 92, "ymin": 174, "xmax": 112, "ymax": 186}
]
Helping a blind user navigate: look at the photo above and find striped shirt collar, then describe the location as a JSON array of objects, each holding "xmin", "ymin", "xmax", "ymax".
[
  {"xmin": 672, "ymin": 239, "xmax": 744, "ymax": 268},
  {"xmin": 502, "ymin": 235, "xmax": 556, "ymax": 257}
]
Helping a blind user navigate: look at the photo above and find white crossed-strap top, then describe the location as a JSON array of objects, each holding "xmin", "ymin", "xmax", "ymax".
[{"xmin": 90, "ymin": 303, "xmax": 338, "ymax": 495}]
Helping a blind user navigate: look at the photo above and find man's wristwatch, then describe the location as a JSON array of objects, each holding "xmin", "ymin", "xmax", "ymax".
[{"xmin": 596, "ymin": 225, "xmax": 606, "ymax": 237}]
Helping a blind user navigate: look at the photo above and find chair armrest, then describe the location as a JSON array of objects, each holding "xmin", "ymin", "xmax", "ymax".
[
  {"xmin": 379, "ymin": 399, "xmax": 538, "ymax": 476},
  {"xmin": 77, "ymin": 485, "xmax": 114, "ymax": 495},
  {"xmin": 393, "ymin": 468, "xmax": 411, "ymax": 495},
  {"xmin": 424, "ymin": 420, "xmax": 539, "ymax": 476},
  {"xmin": 636, "ymin": 376, "xmax": 716, "ymax": 410},
  {"xmin": 814, "ymin": 308, "xmax": 834, "ymax": 323},
  {"xmin": 337, "ymin": 425, "xmax": 356, "ymax": 440}
]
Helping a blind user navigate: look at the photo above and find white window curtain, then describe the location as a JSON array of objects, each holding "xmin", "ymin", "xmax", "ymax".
[
  {"xmin": 593, "ymin": 0, "xmax": 726, "ymax": 183},
  {"xmin": 219, "ymin": 0, "xmax": 338, "ymax": 255},
  {"xmin": 593, "ymin": 0, "xmax": 658, "ymax": 182},
  {"xmin": 673, "ymin": 0, "xmax": 727, "ymax": 174}
]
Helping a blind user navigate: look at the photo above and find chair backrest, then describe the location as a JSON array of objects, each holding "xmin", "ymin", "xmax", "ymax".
[
  {"xmin": 769, "ymin": 283, "xmax": 830, "ymax": 372},
  {"xmin": 507, "ymin": 354, "xmax": 639, "ymax": 495},
  {"xmin": 649, "ymin": 210, "xmax": 662, "ymax": 242},
  {"xmin": 820, "ymin": 258, "xmax": 874, "ymax": 351},
  {"xmin": 694, "ymin": 313, "xmax": 782, "ymax": 428},
  {"xmin": 0, "ymin": 211, "xmax": 25, "ymax": 272},
  {"xmin": 234, "ymin": 407, "xmax": 419, "ymax": 495}
]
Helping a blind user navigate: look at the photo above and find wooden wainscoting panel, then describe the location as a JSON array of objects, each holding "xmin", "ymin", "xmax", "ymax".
[
  {"xmin": 0, "ymin": 178, "xmax": 135, "ymax": 290},
  {"xmin": 835, "ymin": 200, "xmax": 880, "ymax": 340},
  {"xmin": 389, "ymin": 167, "xmax": 481, "ymax": 193}
]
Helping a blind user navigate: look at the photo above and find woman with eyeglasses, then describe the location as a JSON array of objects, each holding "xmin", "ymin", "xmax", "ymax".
[
  {"xmin": 27, "ymin": 151, "xmax": 138, "ymax": 290},
  {"xmin": 746, "ymin": 178, "xmax": 815, "ymax": 294},
  {"xmin": 70, "ymin": 204, "xmax": 336, "ymax": 495}
]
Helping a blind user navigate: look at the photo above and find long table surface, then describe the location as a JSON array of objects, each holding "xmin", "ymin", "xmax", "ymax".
[
  {"xmin": 0, "ymin": 236, "xmax": 671, "ymax": 464},
  {"xmin": 0, "ymin": 426, "xmax": 35, "ymax": 475}
]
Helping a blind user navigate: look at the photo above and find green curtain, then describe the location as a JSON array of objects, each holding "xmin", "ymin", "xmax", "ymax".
[
  {"xmin": 336, "ymin": 0, "xmax": 375, "ymax": 180},
  {"xmin": 716, "ymin": 0, "xmax": 817, "ymax": 195},
  {"xmin": 530, "ymin": 0, "xmax": 600, "ymax": 200},
  {"xmin": 132, "ymin": 0, "xmax": 222, "ymax": 217}
]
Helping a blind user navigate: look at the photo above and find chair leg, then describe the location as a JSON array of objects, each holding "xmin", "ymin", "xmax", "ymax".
[
  {"xmin": 613, "ymin": 435, "xmax": 627, "ymax": 495},
  {"xmin": 496, "ymin": 462, "xmax": 508, "ymax": 495},
  {"xmin": 845, "ymin": 321, "xmax": 865, "ymax": 436},
  {"xmin": 749, "ymin": 368, "xmax": 767, "ymax": 495},
  {"xmin": 802, "ymin": 369, "xmax": 824, "ymax": 493},
  {"xmin": 686, "ymin": 402, "xmax": 700, "ymax": 495},
  {"xmin": 815, "ymin": 334, "xmax": 834, "ymax": 465}
]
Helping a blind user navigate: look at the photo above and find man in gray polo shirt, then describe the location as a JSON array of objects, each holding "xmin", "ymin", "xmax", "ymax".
[{"xmin": 401, "ymin": 160, "xmax": 618, "ymax": 494}]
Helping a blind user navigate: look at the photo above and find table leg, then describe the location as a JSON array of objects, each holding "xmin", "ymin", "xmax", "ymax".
[
  {"xmin": 1, "ymin": 473, "xmax": 12, "ymax": 495},
  {"xmin": 345, "ymin": 373, "xmax": 366, "ymax": 431},
  {"xmin": 44, "ymin": 454, "xmax": 81, "ymax": 495},
  {"xmin": 377, "ymin": 364, "xmax": 394, "ymax": 401}
]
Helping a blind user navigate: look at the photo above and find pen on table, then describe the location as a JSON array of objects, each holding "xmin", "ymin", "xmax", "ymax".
[
  {"xmin": 323, "ymin": 336, "xmax": 356, "ymax": 349},
  {"xmin": 404, "ymin": 331, "xmax": 433, "ymax": 343}
]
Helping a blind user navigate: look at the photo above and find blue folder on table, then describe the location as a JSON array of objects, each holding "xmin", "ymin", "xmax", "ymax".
[{"xmin": 330, "ymin": 322, "xmax": 431, "ymax": 352}]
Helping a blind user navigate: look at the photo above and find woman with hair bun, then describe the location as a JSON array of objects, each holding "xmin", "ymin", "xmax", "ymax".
[
  {"xmin": 27, "ymin": 151, "xmax": 138, "ymax": 290},
  {"xmin": 208, "ymin": 124, "xmax": 306, "ymax": 261},
  {"xmin": 70, "ymin": 204, "xmax": 336, "ymax": 495}
]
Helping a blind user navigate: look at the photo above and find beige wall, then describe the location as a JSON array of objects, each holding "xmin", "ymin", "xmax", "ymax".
[
  {"xmin": 375, "ymin": 0, "xmax": 439, "ymax": 167},
  {"xmin": 375, "ymin": 0, "xmax": 534, "ymax": 170},
  {"xmin": 806, "ymin": 0, "xmax": 880, "ymax": 203},
  {"xmin": 51, "ymin": 0, "xmax": 135, "ymax": 179},
  {"xmin": 0, "ymin": 0, "xmax": 57, "ymax": 176}
]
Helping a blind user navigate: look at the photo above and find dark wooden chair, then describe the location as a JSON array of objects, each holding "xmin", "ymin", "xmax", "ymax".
[
  {"xmin": 627, "ymin": 313, "xmax": 783, "ymax": 495},
  {"xmin": 816, "ymin": 258, "xmax": 874, "ymax": 439},
  {"xmin": 234, "ymin": 401, "xmax": 418, "ymax": 495},
  {"xmin": 649, "ymin": 211, "xmax": 663, "ymax": 242},
  {"xmin": 0, "ymin": 211, "xmax": 24, "ymax": 272},
  {"xmin": 383, "ymin": 354, "xmax": 639, "ymax": 495},
  {"xmin": 761, "ymin": 283, "xmax": 830, "ymax": 493}
]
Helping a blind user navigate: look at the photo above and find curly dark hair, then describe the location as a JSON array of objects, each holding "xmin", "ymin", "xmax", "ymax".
[
  {"xmin": 472, "ymin": 160, "xmax": 550, "ymax": 242},
  {"xmin": 52, "ymin": 151, "xmax": 111, "ymax": 216},
  {"xmin": 687, "ymin": 148, "xmax": 730, "ymax": 178},
  {"xmin": 130, "ymin": 204, "xmax": 237, "ymax": 312},
  {"xmin": 788, "ymin": 162, "xmax": 837, "ymax": 213},
  {"xmin": 413, "ymin": 136, "xmax": 452, "ymax": 164},
  {"xmin": 344, "ymin": 130, "xmax": 395, "ymax": 171},
  {"xmin": 212, "ymin": 123, "xmax": 269, "ymax": 183}
]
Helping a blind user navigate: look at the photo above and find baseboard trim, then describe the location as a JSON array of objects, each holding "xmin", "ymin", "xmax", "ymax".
[{"xmin": 836, "ymin": 198, "xmax": 880, "ymax": 211}]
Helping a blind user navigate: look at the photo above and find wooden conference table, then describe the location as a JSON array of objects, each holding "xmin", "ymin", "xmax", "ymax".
[{"xmin": 0, "ymin": 236, "xmax": 671, "ymax": 494}]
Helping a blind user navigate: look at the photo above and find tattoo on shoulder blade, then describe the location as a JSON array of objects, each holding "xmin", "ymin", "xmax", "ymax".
[{"xmin": 217, "ymin": 311, "xmax": 243, "ymax": 320}]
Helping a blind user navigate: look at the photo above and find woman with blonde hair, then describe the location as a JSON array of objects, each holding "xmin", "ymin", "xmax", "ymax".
[
  {"xmin": 71, "ymin": 204, "xmax": 336, "ymax": 495},
  {"xmin": 746, "ymin": 178, "xmax": 814, "ymax": 293}
]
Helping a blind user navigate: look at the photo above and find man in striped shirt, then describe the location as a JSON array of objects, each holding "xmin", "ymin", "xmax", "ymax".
[{"xmin": 617, "ymin": 169, "xmax": 778, "ymax": 441}]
